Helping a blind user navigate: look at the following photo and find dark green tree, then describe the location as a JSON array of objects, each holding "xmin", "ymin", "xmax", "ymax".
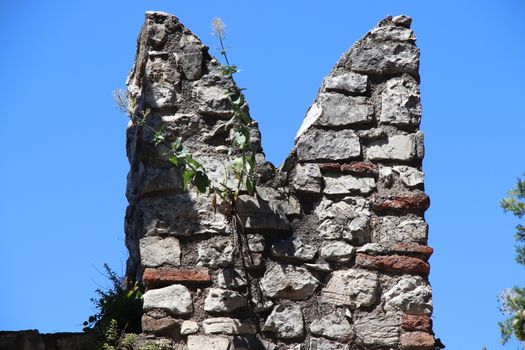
[{"xmin": 499, "ymin": 175, "xmax": 525, "ymax": 345}]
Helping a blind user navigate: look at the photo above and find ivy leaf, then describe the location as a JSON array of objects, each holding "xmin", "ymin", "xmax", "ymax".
[
  {"xmin": 246, "ymin": 176, "xmax": 255, "ymax": 195},
  {"xmin": 234, "ymin": 132, "xmax": 247, "ymax": 149},
  {"xmin": 182, "ymin": 169, "xmax": 195, "ymax": 191},
  {"xmin": 194, "ymin": 170, "xmax": 210, "ymax": 193},
  {"xmin": 232, "ymin": 157, "xmax": 244, "ymax": 176}
]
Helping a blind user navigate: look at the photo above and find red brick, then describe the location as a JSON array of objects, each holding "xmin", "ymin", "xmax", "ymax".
[
  {"xmin": 392, "ymin": 243, "xmax": 433, "ymax": 260},
  {"xmin": 402, "ymin": 315, "xmax": 432, "ymax": 332},
  {"xmin": 401, "ymin": 331, "xmax": 434, "ymax": 349},
  {"xmin": 371, "ymin": 194, "xmax": 430, "ymax": 212},
  {"xmin": 319, "ymin": 163, "xmax": 341, "ymax": 172},
  {"xmin": 340, "ymin": 161, "xmax": 378, "ymax": 175},
  {"xmin": 143, "ymin": 268, "xmax": 212, "ymax": 288},
  {"xmin": 355, "ymin": 253, "xmax": 430, "ymax": 276}
]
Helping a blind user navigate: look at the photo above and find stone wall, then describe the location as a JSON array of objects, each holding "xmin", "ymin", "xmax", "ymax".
[{"xmin": 125, "ymin": 11, "xmax": 435, "ymax": 350}]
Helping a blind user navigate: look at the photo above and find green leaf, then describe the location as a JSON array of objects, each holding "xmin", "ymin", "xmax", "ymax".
[
  {"xmin": 182, "ymin": 169, "xmax": 195, "ymax": 191},
  {"xmin": 186, "ymin": 155, "xmax": 203, "ymax": 170},
  {"xmin": 232, "ymin": 157, "xmax": 244, "ymax": 175},
  {"xmin": 234, "ymin": 132, "xmax": 247, "ymax": 149},
  {"xmin": 246, "ymin": 176, "xmax": 255, "ymax": 195},
  {"xmin": 245, "ymin": 154, "xmax": 256, "ymax": 172},
  {"xmin": 169, "ymin": 156, "xmax": 179, "ymax": 166},
  {"xmin": 194, "ymin": 170, "xmax": 210, "ymax": 193}
]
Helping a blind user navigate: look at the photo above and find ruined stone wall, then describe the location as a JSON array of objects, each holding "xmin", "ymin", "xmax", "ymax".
[{"xmin": 125, "ymin": 11, "xmax": 435, "ymax": 350}]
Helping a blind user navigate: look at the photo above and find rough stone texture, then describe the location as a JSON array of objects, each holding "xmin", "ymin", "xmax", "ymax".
[
  {"xmin": 322, "ymin": 269, "xmax": 379, "ymax": 308},
  {"xmin": 204, "ymin": 288, "xmax": 247, "ymax": 313},
  {"xmin": 202, "ymin": 318, "xmax": 257, "ymax": 335},
  {"xmin": 309, "ymin": 309, "xmax": 353, "ymax": 341},
  {"xmin": 385, "ymin": 276, "xmax": 433, "ymax": 315},
  {"xmin": 142, "ymin": 284, "xmax": 193, "ymax": 315},
  {"xmin": 0, "ymin": 331, "xmax": 97, "ymax": 350},
  {"xmin": 260, "ymin": 264, "xmax": 320, "ymax": 300},
  {"xmin": 124, "ymin": 12, "xmax": 435, "ymax": 349},
  {"xmin": 354, "ymin": 313, "xmax": 400, "ymax": 346},
  {"xmin": 263, "ymin": 304, "xmax": 304, "ymax": 339}
]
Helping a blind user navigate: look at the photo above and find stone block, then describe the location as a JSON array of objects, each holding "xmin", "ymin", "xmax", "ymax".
[
  {"xmin": 324, "ymin": 72, "xmax": 368, "ymax": 94},
  {"xmin": 385, "ymin": 276, "xmax": 433, "ymax": 315},
  {"xmin": 323, "ymin": 174, "xmax": 376, "ymax": 195},
  {"xmin": 314, "ymin": 94, "xmax": 373, "ymax": 127},
  {"xmin": 380, "ymin": 77, "xmax": 421, "ymax": 126},
  {"xmin": 203, "ymin": 318, "xmax": 257, "ymax": 335},
  {"xmin": 142, "ymin": 284, "xmax": 193, "ymax": 315},
  {"xmin": 367, "ymin": 134, "xmax": 417, "ymax": 161},
  {"xmin": 197, "ymin": 238, "xmax": 234, "ymax": 268},
  {"xmin": 296, "ymin": 129, "xmax": 361, "ymax": 161},
  {"xmin": 139, "ymin": 236, "xmax": 181, "ymax": 268},
  {"xmin": 187, "ymin": 335, "xmax": 229, "ymax": 350},
  {"xmin": 309, "ymin": 309, "xmax": 352, "ymax": 341},
  {"xmin": 354, "ymin": 314, "xmax": 400, "ymax": 346},
  {"xmin": 322, "ymin": 269, "xmax": 379, "ymax": 309},
  {"xmin": 402, "ymin": 315, "xmax": 432, "ymax": 332},
  {"xmin": 204, "ymin": 288, "xmax": 247, "ymax": 313},
  {"xmin": 271, "ymin": 236, "xmax": 317, "ymax": 262},
  {"xmin": 355, "ymin": 253, "xmax": 430, "ymax": 276},
  {"xmin": 291, "ymin": 163, "xmax": 323, "ymax": 193},
  {"xmin": 263, "ymin": 304, "xmax": 304, "ymax": 339},
  {"xmin": 320, "ymin": 241, "xmax": 355, "ymax": 263},
  {"xmin": 400, "ymin": 332, "xmax": 435, "ymax": 349},
  {"xmin": 260, "ymin": 264, "xmax": 320, "ymax": 300},
  {"xmin": 142, "ymin": 268, "xmax": 211, "ymax": 288}
]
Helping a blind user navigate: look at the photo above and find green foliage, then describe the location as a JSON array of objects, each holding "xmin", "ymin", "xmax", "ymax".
[
  {"xmin": 84, "ymin": 264, "xmax": 143, "ymax": 349},
  {"xmin": 499, "ymin": 175, "xmax": 525, "ymax": 346}
]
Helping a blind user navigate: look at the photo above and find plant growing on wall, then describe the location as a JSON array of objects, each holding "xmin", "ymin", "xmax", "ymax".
[{"xmin": 499, "ymin": 175, "xmax": 525, "ymax": 346}]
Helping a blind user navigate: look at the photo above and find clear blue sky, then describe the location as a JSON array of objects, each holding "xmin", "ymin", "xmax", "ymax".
[{"xmin": 0, "ymin": 1, "xmax": 524, "ymax": 349}]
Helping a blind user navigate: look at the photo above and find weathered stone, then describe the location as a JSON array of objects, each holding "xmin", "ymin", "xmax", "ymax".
[
  {"xmin": 309, "ymin": 309, "xmax": 352, "ymax": 341},
  {"xmin": 379, "ymin": 165, "xmax": 394, "ymax": 187},
  {"xmin": 371, "ymin": 194, "xmax": 430, "ymax": 212},
  {"xmin": 204, "ymin": 288, "xmax": 247, "ymax": 313},
  {"xmin": 324, "ymin": 72, "xmax": 368, "ymax": 94},
  {"xmin": 139, "ymin": 236, "xmax": 181, "ymax": 268},
  {"xmin": 317, "ymin": 219, "xmax": 343, "ymax": 240},
  {"xmin": 236, "ymin": 194, "xmax": 290, "ymax": 231},
  {"xmin": 296, "ymin": 129, "xmax": 361, "ymax": 161},
  {"xmin": 340, "ymin": 161, "xmax": 378, "ymax": 175},
  {"xmin": 314, "ymin": 94, "xmax": 373, "ymax": 127},
  {"xmin": 142, "ymin": 314, "xmax": 178, "ymax": 335},
  {"xmin": 291, "ymin": 163, "xmax": 323, "ymax": 193},
  {"xmin": 392, "ymin": 15, "xmax": 412, "ymax": 28},
  {"xmin": 197, "ymin": 238, "xmax": 234, "ymax": 268},
  {"xmin": 355, "ymin": 253, "xmax": 430, "ymax": 275},
  {"xmin": 142, "ymin": 54, "xmax": 179, "ymax": 108},
  {"xmin": 260, "ymin": 264, "xmax": 320, "ymax": 300},
  {"xmin": 380, "ymin": 77, "xmax": 421, "ymax": 126},
  {"xmin": 315, "ymin": 196, "xmax": 369, "ymax": 222},
  {"xmin": 393, "ymin": 165, "xmax": 424, "ymax": 188},
  {"xmin": 195, "ymin": 85, "xmax": 231, "ymax": 117},
  {"xmin": 271, "ymin": 236, "xmax": 317, "ymax": 262},
  {"xmin": 322, "ymin": 269, "xmax": 379, "ymax": 308},
  {"xmin": 370, "ymin": 26, "xmax": 416, "ymax": 41},
  {"xmin": 263, "ymin": 304, "xmax": 304, "ymax": 339},
  {"xmin": 320, "ymin": 241, "xmax": 355, "ymax": 263},
  {"xmin": 304, "ymin": 263, "xmax": 332, "ymax": 272},
  {"xmin": 400, "ymin": 332, "xmax": 435, "ymax": 349},
  {"xmin": 187, "ymin": 335, "xmax": 229, "ymax": 350},
  {"xmin": 354, "ymin": 313, "xmax": 400, "ymax": 346},
  {"xmin": 344, "ymin": 40, "xmax": 419, "ymax": 76},
  {"xmin": 181, "ymin": 320, "xmax": 199, "ymax": 335},
  {"xmin": 247, "ymin": 233, "xmax": 266, "ymax": 253},
  {"xmin": 216, "ymin": 268, "xmax": 247, "ymax": 289},
  {"xmin": 203, "ymin": 318, "xmax": 257, "ymax": 335},
  {"xmin": 378, "ymin": 217, "xmax": 428, "ymax": 243},
  {"xmin": 148, "ymin": 23, "xmax": 167, "ymax": 46},
  {"xmin": 323, "ymin": 174, "xmax": 376, "ymax": 195},
  {"xmin": 367, "ymin": 134, "xmax": 417, "ymax": 161},
  {"xmin": 177, "ymin": 52, "xmax": 203, "ymax": 80},
  {"xmin": 385, "ymin": 276, "xmax": 433, "ymax": 315},
  {"xmin": 402, "ymin": 315, "xmax": 432, "ymax": 331},
  {"xmin": 142, "ymin": 268, "xmax": 211, "ymax": 288},
  {"xmin": 308, "ymin": 338, "xmax": 349, "ymax": 350},
  {"xmin": 343, "ymin": 216, "xmax": 371, "ymax": 244},
  {"xmin": 143, "ymin": 284, "xmax": 193, "ymax": 315}
]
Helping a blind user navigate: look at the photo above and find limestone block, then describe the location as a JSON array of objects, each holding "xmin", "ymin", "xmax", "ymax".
[
  {"xmin": 380, "ymin": 77, "xmax": 421, "ymax": 126},
  {"xmin": 308, "ymin": 338, "xmax": 349, "ymax": 350},
  {"xmin": 314, "ymin": 94, "xmax": 373, "ymax": 127},
  {"xmin": 367, "ymin": 134, "xmax": 417, "ymax": 161},
  {"xmin": 181, "ymin": 320, "xmax": 199, "ymax": 335},
  {"xmin": 202, "ymin": 317, "xmax": 257, "ymax": 335},
  {"xmin": 309, "ymin": 309, "xmax": 353, "ymax": 341},
  {"xmin": 195, "ymin": 85, "xmax": 231, "ymax": 116},
  {"xmin": 143, "ymin": 284, "xmax": 193, "ymax": 315},
  {"xmin": 322, "ymin": 269, "xmax": 379, "ymax": 308},
  {"xmin": 317, "ymin": 219, "xmax": 344, "ymax": 240},
  {"xmin": 385, "ymin": 276, "xmax": 433, "ymax": 315},
  {"xmin": 323, "ymin": 174, "xmax": 376, "ymax": 195},
  {"xmin": 247, "ymin": 233, "xmax": 266, "ymax": 253},
  {"xmin": 378, "ymin": 216, "xmax": 428, "ymax": 244},
  {"xmin": 204, "ymin": 288, "xmax": 247, "ymax": 313},
  {"xmin": 324, "ymin": 72, "xmax": 368, "ymax": 94},
  {"xmin": 296, "ymin": 129, "xmax": 361, "ymax": 161},
  {"xmin": 345, "ymin": 41, "xmax": 419, "ymax": 76},
  {"xmin": 291, "ymin": 163, "xmax": 323, "ymax": 193},
  {"xmin": 263, "ymin": 304, "xmax": 304, "ymax": 339},
  {"xmin": 260, "ymin": 264, "xmax": 320, "ymax": 300},
  {"xmin": 271, "ymin": 236, "xmax": 317, "ymax": 262},
  {"xmin": 187, "ymin": 335, "xmax": 229, "ymax": 350},
  {"xmin": 236, "ymin": 193, "xmax": 290, "ymax": 231},
  {"xmin": 392, "ymin": 15, "xmax": 412, "ymax": 27},
  {"xmin": 143, "ymin": 54, "xmax": 179, "ymax": 108},
  {"xmin": 342, "ymin": 216, "xmax": 371, "ymax": 244},
  {"xmin": 139, "ymin": 236, "xmax": 180, "ymax": 268},
  {"xmin": 393, "ymin": 165, "xmax": 424, "ymax": 188},
  {"xmin": 320, "ymin": 241, "xmax": 355, "ymax": 263},
  {"xmin": 216, "ymin": 268, "xmax": 247, "ymax": 289},
  {"xmin": 370, "ymin": 26, "xmax": 416, "ymax": 41},
  {"xmin": 354, "ymin": 313, "xmax": 400, "ymax": 346},
  {"xmin": 197, "ymin": 238, "xmax": 234, "ymax": 268}
]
